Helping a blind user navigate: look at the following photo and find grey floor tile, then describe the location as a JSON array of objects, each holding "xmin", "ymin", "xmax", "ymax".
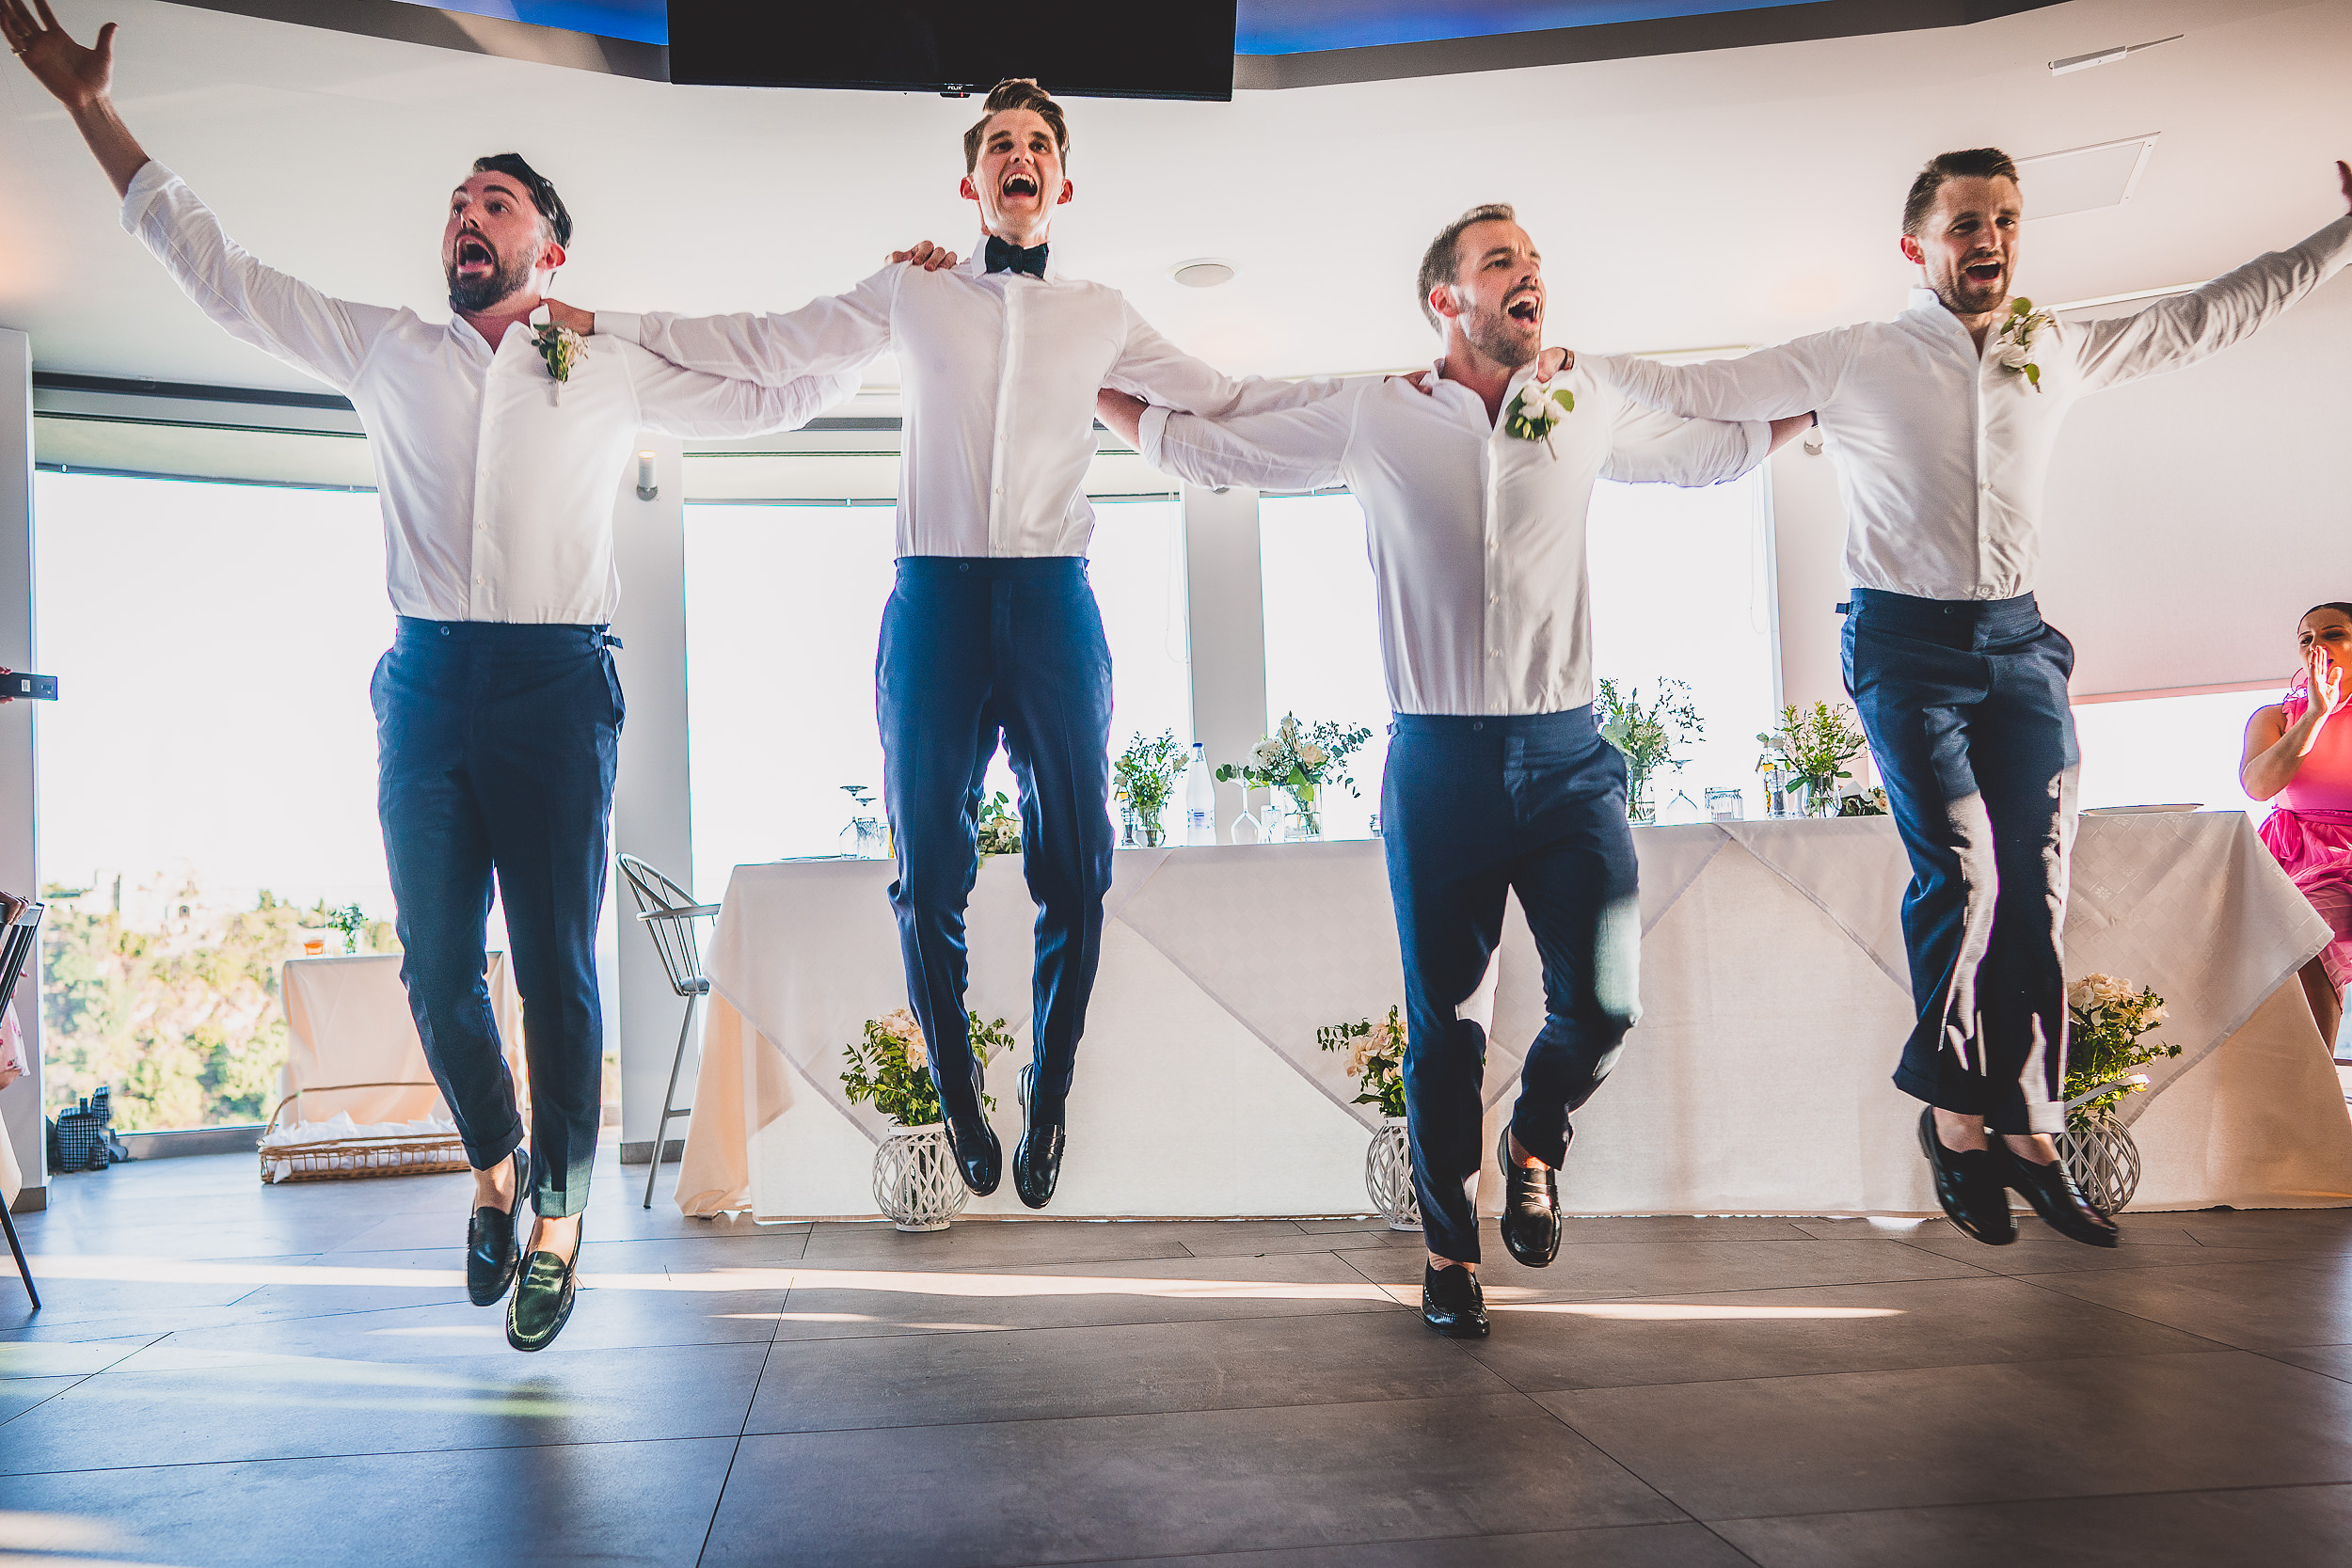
[
  {"xmin": 0, "ymin": 1336, "xmax": 768, "ymax": 1472},
  {"xmin": 1062, "ymin": 1520, "xmax": 1754, "ymax": 1567},
  {"xmin": 1540, "ymin": 1350, "xmax": 2352, "ymax": 1518},
  {"xmin": 0, "ymin": 1373, "xmax": 83, "ymax": 1425},
  {"xmin": 1157, "ymin": 1220, "xmax": 1397, "ymax": 1257},
  {"xmin": 0, "ymin": 1335, "xmax": 158, "ymax": 1377},
  {"xmin": 1557, "ymin": 1217, "xmax": 1820, "ymax": 1244},
  {"xmin": 0, "ymin": 1435, "xmax": 736, "ymax": 1568},
  {"xmin": 573, "ymin": 1230, "xmax": 811, "ymax": 1275},
  {"xmin": 1716, "ymin": 1482, "xmax": 2352, "ymax": 1567},
  {"xmin": 749, "ymin": 1309, "xmax": 1508, "ymax": 1433},
  {"xmin": 797, "ymin": 1219, "xmax": 1201, "ymax": 1272},
  {"xmin": 704, "ymin": 1392, "xmax": 1683, "ymax": 1567},
  {"xmin": 2017, "ymin": 1257, "xmax": 2352, "ymax": 1350},
  {"xmin": 2175, "ymin": 1209, "xmax": 2352, "ymax": 1252},
  {"xmin": 140, "ymin": 1284, "xmax": 787, "ymax": 1361},
  {"xmin": 771, "ymin": 1248, "xmax": 1403, "ymax": 1340},
  {"xmin": 1463, "ymin": 1274, "xmax": 2219, "ymax": 1391},
  {"xmin": 1342, "ymin": 1235, "xmax": 1994, "ymax": 1302},
  {"xmin": 1892, "ymin": 1228, "xmax": 2315, "ymax": 1275}
]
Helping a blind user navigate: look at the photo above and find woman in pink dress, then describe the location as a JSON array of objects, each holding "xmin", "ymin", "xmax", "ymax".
[{"xmin": 2243, "ymin": 602, "xmax": 2352, "ymax": 1051}]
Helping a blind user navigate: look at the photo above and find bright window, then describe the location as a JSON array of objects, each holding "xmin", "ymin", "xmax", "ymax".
[
  {"xmin": 2072, "ymin": 689, "xmax": 2286, "ymax": 816},
  {"xmin": 682, "ymin": 499, "xmax": 1192, "ymax": 900},
  {"xmin": 34, "ymin": 472, "xmax": 399, "ymax": 1130}
]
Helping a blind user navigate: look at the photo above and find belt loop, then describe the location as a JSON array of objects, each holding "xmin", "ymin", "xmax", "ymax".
[{"xmin": 1834, "ymin": 601, "xmax": 1850, "ymax": 615}]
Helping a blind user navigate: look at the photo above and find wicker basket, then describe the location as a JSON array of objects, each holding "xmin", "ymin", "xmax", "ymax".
[{"xmin": 259, "ymin": 1081, "xmax": 469, "ymax": 1184}]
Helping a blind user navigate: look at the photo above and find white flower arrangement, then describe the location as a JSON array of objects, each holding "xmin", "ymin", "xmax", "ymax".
[
  {"xmin": 1503, "ymin": 373, "xmax": 1574, "ymax": 454},
  {"xmin": 1993, "ymin": 297, "xmax": 2055, "ymax": 390}
]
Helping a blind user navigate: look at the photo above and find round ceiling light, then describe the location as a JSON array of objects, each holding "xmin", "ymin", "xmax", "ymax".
[{"xmin": 1170, "ymin": 258, "xmax": 1236, "ymax": 289}]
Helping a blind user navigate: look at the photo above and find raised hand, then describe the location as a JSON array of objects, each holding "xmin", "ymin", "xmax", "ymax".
[
  {"xmin": 1533, "ymin": 345, "xmax": 1575, "ymax": 382},
  {"xmin": 886, "ymin": 241, "xmax": 961, "ymax": 272},
  {"xmin": 2312, "ymin": 646, "xmax": 2347, "ymax": 722},
  {"xmin": 541, "ymin": 299, "xmax": 595, "ymax": 336},
  {"xmin": 1, "ymin": 1, "xmax": 115, "ymax": 110}
]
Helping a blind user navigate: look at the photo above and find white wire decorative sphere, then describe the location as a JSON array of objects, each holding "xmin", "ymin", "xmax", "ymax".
[
  {"xmin": 1366, "ymin": 1117, "xmax": 1420, "ymax": 1231},
  {"xmin": 873, "ymin": 1124, "xmax": 970, "ymax": 1231},
  {"xmin": 2058, "ymin": 1117, "xmax": 2141, "ymax": 1215}
]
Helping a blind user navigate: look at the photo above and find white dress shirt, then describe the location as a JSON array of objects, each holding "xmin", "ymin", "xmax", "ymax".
[
  {"xmin": 122, "ymin": 162, "xmax": 854, "ymax": 624},
  {"xmin": 1588, "ymin": 214, "xmax": 2352, "ymax": 602},
  {"xmin": 1138, "ymin": 359, "xmax": 1768, "ymax": 716},
  {"xmin": 602, "ymin": 249, "xmax": 1335, "ymax": 559}
]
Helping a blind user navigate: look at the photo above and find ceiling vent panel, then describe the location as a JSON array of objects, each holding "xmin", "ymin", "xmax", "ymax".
[{"xmin": 2018, "ymin": 134, "xmax": 2160, "ymax": 220}]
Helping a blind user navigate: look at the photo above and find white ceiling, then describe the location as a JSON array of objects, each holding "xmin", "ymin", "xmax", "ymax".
[{"xmin": 2, "ymin": 0, "xmax": 2347, "ymax": 395}]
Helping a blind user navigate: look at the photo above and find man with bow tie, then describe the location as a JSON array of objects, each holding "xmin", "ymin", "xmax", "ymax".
[{"xmin": 549, "ymin": 79, "xmax": 1332, "ymax": 1209}]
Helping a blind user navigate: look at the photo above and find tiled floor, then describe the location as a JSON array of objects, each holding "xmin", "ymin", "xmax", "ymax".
[{"xmin": 6, "ymin": 1147, "xmax": 2352, "ymax": 1566}]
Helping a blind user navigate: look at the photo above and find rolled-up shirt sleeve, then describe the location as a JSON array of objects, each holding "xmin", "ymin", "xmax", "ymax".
[
  {"xmin": 606, "ymin": 265, "xmax": 899, "ymax": 386},
  {"xmin": 1586, "ymin": 336, "xmax": 1849, "ymax": 423},
  {"xmin": 1602, "ymin": 397, "xmax": 1772, "ymax": 486},
  {"xmin": 2074, "ymin": 214, "xmax": 2352, "ymax": 392},
  {"xmin": 120, "ymin": 161, "xmax": 391, "ymax": 392},
  {"xmin": 1137, "ymin": 386, "xmax": 1359, "ymax": 493}
]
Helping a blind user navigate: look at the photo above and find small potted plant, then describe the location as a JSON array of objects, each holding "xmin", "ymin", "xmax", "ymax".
[
  {"xmin": 2059, "ymin": 974, "xmax": 2180, "ymax": 1213},
  {"xmin": 1597, "ymin": 678, "xmax": 1704, "ymax": 824},
  {"xmin": 1112, "ymin": 730, "xmax": 1188, "ymax": 847},
  {"xmin": 840, "ymin": 1008, "xmax": 1012, "ymax": 1229},
  {"xmin": 1216, "ymin": 714, "xmax": 1374, "ymax": 842},
  {"xmin": 1757, "ymin": 701, "xmax": 1869, "ymax": 818},
  {"xmin": 1319, "ymin": 1006, "xmax": 1416, "ymax": 1229}
]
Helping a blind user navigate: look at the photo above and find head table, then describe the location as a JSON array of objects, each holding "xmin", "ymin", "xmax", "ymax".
[{"xmin": 671, "ymin": 812, "xmax": 2352, "ymax": 1222}]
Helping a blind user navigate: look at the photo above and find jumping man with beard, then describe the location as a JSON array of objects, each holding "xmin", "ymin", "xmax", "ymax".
[
  {"xmin": 6, "ymin": 5, "xmax": 855, "ymax": 1350},
  {"xmin": 548, "ymin": 79, "xmax": 1336, "ymax": 1210},
  {"xmin": 1098, "ymin": 205, "xmax": 1809, "ymax": 1336},
  {"xmin": 1586, "ymin": 150, "xmax": 2352, "ymax": 1248}
]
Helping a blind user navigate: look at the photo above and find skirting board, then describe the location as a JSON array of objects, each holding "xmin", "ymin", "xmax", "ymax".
[
  {"xmin": 8, "ymin": 1185, "xmax": 42, "ymax": 1213},
  {"xmin": 620, "ymin": 1139, "xmax": 686, "ymax": 1165}
]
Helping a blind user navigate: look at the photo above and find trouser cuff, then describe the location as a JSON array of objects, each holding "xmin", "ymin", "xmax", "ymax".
[{"xmin": 1507, "ymin": 1105, "xmax": 1571, "ymax": 1170}]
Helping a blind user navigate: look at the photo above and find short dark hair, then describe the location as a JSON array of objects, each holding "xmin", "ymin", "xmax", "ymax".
[
  {"xmin": 470, "ymin": 153, "xmax": 573, "ymax": 250},
  {"xmin": 1902, "ymin": 148, "xmax": 2019, "ymax": 237},
  {"xmin": 963, "ymin": 79, "xmax": 1070, "ymax": 174},
  {"xmin": 1417, "ymin": 202, "xmax": 1516, "ymax": 330},
  {"xmin": 2304, "ymin": 602, "xmax": 2352, "ymax": 623}
]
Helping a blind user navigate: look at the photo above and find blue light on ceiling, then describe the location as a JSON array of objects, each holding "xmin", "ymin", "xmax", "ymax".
[
  {"xmin": 1235, "ymin": 1, "xmax": 1798, "ymax": 55},
  {"xmin": 385, "ymin": 1, "xmax": 1801, "ymax": 55}
]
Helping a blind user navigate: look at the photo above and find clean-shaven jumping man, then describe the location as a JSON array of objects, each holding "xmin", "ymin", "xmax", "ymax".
[
  {"xmin": 1587, "ymin": 149, "xmax": 2352, "ymax": 1248},
  {"xmin": 1099, "ymin": 203, "xmax": 1808, "ymax": 1337},
  {"xmin": 7, "ymin": 4, "xmax": 854, "ymax": 1350},
  {"xmin": 546, "ymin": 80, "xmax": 1336, "ymax": 1210}
]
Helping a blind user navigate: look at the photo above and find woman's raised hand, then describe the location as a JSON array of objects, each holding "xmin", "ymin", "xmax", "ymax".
[{"xmin": 2311, "ymin": 646, "xmax": 2348, "ymax": 723}]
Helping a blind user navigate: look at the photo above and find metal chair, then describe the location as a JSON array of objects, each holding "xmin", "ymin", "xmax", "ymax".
[
  {"xmin": 0, "ymin": 895, "xmax": 45, "ymax": 1308},
  {"xmin": 616, "ymin": 855, "xmax": 721, "ymax": 1211}
]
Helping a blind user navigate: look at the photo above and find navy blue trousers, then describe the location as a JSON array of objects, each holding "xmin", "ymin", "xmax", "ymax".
[
  {"xmin": 1843, "ymin": 588, "xmax": 2076, "ymax": 1136},
  {"xmin": 372, "ymin": 618, "xmax": 621, "ymax": 1217},
  {"xmin": 1382, "ymin": 708, "xmax": 1642, "ymax": 1267},
  {"xmin": 877, "ymin": 557, "xmax": 1115, "ymax": 1126}
]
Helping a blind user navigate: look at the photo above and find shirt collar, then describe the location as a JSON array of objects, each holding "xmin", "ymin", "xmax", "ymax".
[{"xmin": 1902, "ymin": 287, "xmax": 1973, "ymax": 341}]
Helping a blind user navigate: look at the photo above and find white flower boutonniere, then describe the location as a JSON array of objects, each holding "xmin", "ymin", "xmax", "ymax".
[
  {"xmin": 1504, "ymin": 375, "xmax": 1574, "ymax": 455},
  {"xmin": 532, "ymin": 319, "xmax": 585, "ymax": 403},
  {"xmin": 1993, "ymin": 296, "xmax": 2055, "ymax": 391}
]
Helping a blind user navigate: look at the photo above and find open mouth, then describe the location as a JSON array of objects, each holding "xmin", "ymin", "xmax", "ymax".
[
  {"xmin": 454, "ymin": 235, "xmax": 495, "ymax": 275},
  {"xmin": 1963, "ymin": 261, "xmax": 2004, "ymax": 286},
  {"xmin": 1002, "ymin": 172, "xmax": 1040, "ymax": 200},
  {"xmin": 1505, "ymin": 293, "xmax": 1541, "ymax": 325}
]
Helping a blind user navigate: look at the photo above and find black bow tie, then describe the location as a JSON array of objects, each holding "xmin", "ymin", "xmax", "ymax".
[{"xmin": 984, "ymin": 236, "xmax": 1049, "ymax": 278}]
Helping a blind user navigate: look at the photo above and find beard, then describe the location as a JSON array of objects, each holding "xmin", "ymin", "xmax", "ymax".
[
  {"xmin": 1932, "ymin": 263, "xmax": 2010, "ymax": 319},
  {"xmin": 1464, "ymin": 303, "xmax": 1541, "ymax": 370},
  {"xmin": 445, "ymin": 237, "xmax": 533, "ymax": 313}
]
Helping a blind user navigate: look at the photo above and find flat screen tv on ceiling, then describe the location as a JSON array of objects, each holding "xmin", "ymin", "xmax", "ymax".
[{"xmin": 665, "ymin": 3, "xmax": 1238, "ymax": 101}]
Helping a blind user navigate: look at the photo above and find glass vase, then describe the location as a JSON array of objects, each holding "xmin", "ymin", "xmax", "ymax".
[
  {"xmin": 1627, "ymin": 775, "xmax": 1656, "ymax": 825},
  {"xmin": 1281, "ymin": 784, "xmax": 1322, "ymax": 842}
]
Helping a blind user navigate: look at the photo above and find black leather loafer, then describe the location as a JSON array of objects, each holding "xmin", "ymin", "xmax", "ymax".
[
  {"xmin": 1917, "ymin": 1108, "xmax": 2016, "ymax": 1245},
  {"xmin": 1999, "ymin": 1144, "xmax": 2121, "ymax": 1247},
  {"xmin": 1421, "ymin": 1262, "xmax": 1489, "ymax": 1338},
  {"xmin": 505, "ymin": 1237, "xmax": 580, "ymax": 1353},
  {"xmin": 1496, "ymin": 1128, "xmax": 1561, "ymax": 1268},
  {"xmin": 944, "ymin": 1111, "xmax": 1002, "ymax": 1196},
  {"xmin": 1011, "ymin": 1065, "xmax": 1066, "ymax": 1211},
  {"xmin": 466, "ymin": 1148, "xmax": 529, "ymax": 1307}
]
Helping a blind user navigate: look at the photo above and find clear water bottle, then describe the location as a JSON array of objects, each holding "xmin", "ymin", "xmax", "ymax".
[{"xmin": 1184, "ymin": 741, "xmax": 1217, "ymax": 846}]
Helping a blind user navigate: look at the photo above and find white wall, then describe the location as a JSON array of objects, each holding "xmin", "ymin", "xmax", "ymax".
[{"xmin": 0, "ymin": 328, "xmax": 41, "ymax": 1209}]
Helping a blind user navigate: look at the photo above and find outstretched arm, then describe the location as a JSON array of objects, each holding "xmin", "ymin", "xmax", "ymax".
[
  {"xmin": 2077, "ymin": 161, "xmax": 2352, "ymax": 392},
  {"xmin": 1602, "ymin": 397, "xmax": 1813, "ymax": 486},
  {"xmin": 567, "ymin": 265, "xmax": 900, "ymax": 388},
  {"xmin": 4, "ymin": 2, "xmax": 147, "ymax": 196},
  {"xmin": 631, "ymin": 354, "xmax": 862, "ymax": 441},
  {"xmin": 1098, "ymin": 387, "xmax": 1355, "ymax": 494},
  {"xmin": 1107, "ymin": 304, "xmax": 1344, "ymax": 419},
  {"xmin": 1583, "ymin": 334, "xmax": 1849, "ymax": 424}
]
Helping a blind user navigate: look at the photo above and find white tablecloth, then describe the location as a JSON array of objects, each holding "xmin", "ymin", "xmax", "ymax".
[
  {"xmin": 676, "ymin": 813, "xmax": 2352, "ymax": 1220},
  {"xmin": 277, "ymin": 953, "xmax": 525, "ymax": 1130}
]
